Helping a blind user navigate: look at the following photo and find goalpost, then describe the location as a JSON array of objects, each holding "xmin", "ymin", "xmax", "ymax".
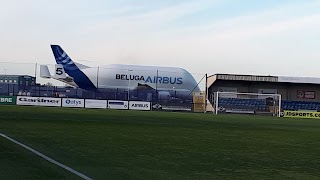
[{"xmin": 213, "ymin": 92, "xmax": 282, "ymax": 117}]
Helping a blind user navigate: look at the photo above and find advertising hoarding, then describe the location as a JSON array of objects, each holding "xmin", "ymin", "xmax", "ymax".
[
  {"xmin": 62, "ymin": 98, "xmax": 84, "ymax": 108},
  {"xmin": 85, "ymin": 99, "xmax": 107, "ymax": 109},
  {"xmin": 283, "ymin": 110, "xmax": 320, "ymax": 119},
  {"xmin": 0, "ymin": 96, "xmax": 16, "ymax": 105},
  {"xmin": 108, "ymin": 100, "xmax": 128, "ymax": 110},
  {"xmin": 129, "ymin": 101, "xmax": 151, "ymax": 111},
  {"xmin": 17, "ymin": 96, "xmax": 61, "ymax": 107}
]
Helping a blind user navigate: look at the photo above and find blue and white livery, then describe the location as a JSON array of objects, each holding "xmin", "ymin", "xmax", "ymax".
[{"xmin": 41, "ymin": 45, "xmax": 200, "ymax": 99}]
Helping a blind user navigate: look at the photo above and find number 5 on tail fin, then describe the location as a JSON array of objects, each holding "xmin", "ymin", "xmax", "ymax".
[
  {"xmin": 53, "ymin": 64, "xmax": 67, "ymax": 79},
  {"xmin": 40, "ymin": 64, "xmax": 67, "ymax": 79},
  {"xmin": 40, "ymin": 64, "xmax": 76, "ymax": 86}
]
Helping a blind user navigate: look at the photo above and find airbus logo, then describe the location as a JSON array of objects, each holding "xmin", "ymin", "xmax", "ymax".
[
  {"xmin": 115, "ymin": 74, "xmax": 183, "ymax": 85},
  {"xmin": 131, "ymin": 103, "xmax": 149, "ymax": 108}
]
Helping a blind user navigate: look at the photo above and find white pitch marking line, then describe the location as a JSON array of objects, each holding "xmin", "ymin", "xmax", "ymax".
[{"xmin": 0, "ymin": 132, "xmax": 93, "ymax": 180}]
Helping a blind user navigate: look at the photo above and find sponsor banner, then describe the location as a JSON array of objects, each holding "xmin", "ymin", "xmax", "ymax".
[
  {"xmin": 152, "ymin": 104, "xmax": 192, "ymax": 111},
  {"xmin": 278, "ymin": 76, "xmax": 320, "ymax": 84},
  {"xmin": 62, "ymin": 98, "xmax": 84, "ymax": 108},
  {"xmin": 258, "ymin": 89, "xmax": 277, "ymax": 99},
  {"xmin": 258, "ymin": 89, "xmax": 277, "ymax": 94},
  {"xmin": 0, "ymin": 96, "xmax": 16, "ymax": 105},
  {"xmin": 219, "ymin": 106, "xmax": 255, "ymax": 114},
  {"xmin": 129, "ymin": 101, "xmax": 150, "ymax": 111},
  {"xmin": 283, "ymin": 110, "xmax": 320, "ymax": 119},
  {"xmin": 85, "ymin": 99, "xmax": 107, "ymax": 109},
  {"xmin": 225, "ymin": 109, "xmax": 255, "ymax": 114},
  {"xmin": 17, "ymin": 96, "xmax": 61, "ymax": 107},
  {"xmin": 217, "ymin": 87, "xmax": 237, "ymax": 98},
  {"xmin": 162, "ymin": 106, "xmax": 192, "ymax": 111},
  {"xmin": 108, "ymin": 100, "xmax": 128, "ymax": 110},
  {"xmin": 297, "ymin": 91, "xmax": 315, "ymax": 99}
]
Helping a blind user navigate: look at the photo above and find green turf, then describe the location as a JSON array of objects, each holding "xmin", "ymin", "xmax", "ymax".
[{"xmin": 1, "ymin": 106, "xmax": 320, "ymax": 179}]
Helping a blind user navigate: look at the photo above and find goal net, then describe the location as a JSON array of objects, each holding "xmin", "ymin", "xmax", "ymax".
[{"xmin": 213, "ymin": 92, "xmax": 281, "ymax": 117}]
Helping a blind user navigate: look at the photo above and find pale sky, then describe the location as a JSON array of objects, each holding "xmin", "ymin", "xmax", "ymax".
[{"xmin": 1, "ymin": 0, "xmax": 320, "ymax": 84}]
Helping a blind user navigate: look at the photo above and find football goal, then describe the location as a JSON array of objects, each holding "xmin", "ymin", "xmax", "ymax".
[{"xmin": 213, "ymin": 92, "xmax": 281, "ymax": 117}]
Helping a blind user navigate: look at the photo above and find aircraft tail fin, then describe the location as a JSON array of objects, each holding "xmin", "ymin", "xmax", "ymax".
[
  {"xmin": 74, "ymin": 62, "xmax": 90, "ymax": 69},
  {"xmin": 50, "ymin": 45, "xmax": 96, "ymax": 90},
  {"xmin": 50, "ymin": 45, "xmax": 90, "ymax": 71}
]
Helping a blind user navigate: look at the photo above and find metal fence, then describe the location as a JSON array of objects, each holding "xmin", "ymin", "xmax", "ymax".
[
  {"xmin": 0, "ymin": 84, "xmax": 200, "ymax": 111},
  {"xmin": 0, "ymin": 62, "xmax": 206, "ymax": 111}
]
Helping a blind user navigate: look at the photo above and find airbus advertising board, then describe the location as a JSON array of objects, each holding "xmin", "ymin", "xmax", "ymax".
[
  {"xmin": 17, "ymin": 96, "xmax": 61, "ymax": 107},
  {"xmin": 108, "ymin": 100, "xmax": 128, "ymax": 110},
  {"xmin": 129, "ymin": 101, "xmax": 151, "ymax": 111},
  {"xmin": 62, "ymin": 98, "xmax": 84, "ymax": 108},
  {"xmin": 85, "ymin": 99, "xmax": 107, "ymax": 109}
]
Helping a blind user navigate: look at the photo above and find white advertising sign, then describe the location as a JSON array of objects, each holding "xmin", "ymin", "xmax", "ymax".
[
  {"xmin": 85, "ymin": 99, "xmax": 107, "ymax": 109},
  {"xmin": 278, "ymin": 76, "xmax": 320, "ymax": 84},
  {"xmin": 258, "ymin": 89, "xmax": 277, "ymax": 94},
  {"xmin": 62, "ymin": 98, "xmax": 84, "ymax": 108},
  {"xmin": 217, "ymin": 87, "xmax": 238, "ymax": 98},
  {"xmin": 129, "ymin": 101, "xmax": 151, "ymax": 111},
  {"xmin": 108, "ymin": 100, "xmax": 128, "ymax": 110},
  {"xmin": 258, "ymin": 89, "xmax": 277, "ymax": 98},
  {"xmin": 17, "ymin": 96, "xmax": 61, "ymax": 107}
]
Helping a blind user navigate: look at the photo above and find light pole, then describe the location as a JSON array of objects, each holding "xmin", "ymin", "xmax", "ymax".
[
  {"xmin": 173, "ymin": 87, "xmax": 175, "ymax": 99},
  {"xmin": 96, "ymin": 66, "xmax": 100, "ymax": 89},
  {"xmin": 127, "ymin": 69, "xmax": 133, "ymax": 101},
  {"xmin": 156, "ymin": 69, "xmax": 158, "ymax": 98}
]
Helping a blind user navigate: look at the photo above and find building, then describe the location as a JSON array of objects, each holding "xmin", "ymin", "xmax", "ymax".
[
  {"xmin": 207, "ymin": 74, "xmax": 320, "ymax": 111},
  {"xmin": 0, "ymin": 75, "xmax": 36, "ymax": 96},
  {"xmin": 0, "ymin": 75, "xmax": 36, "ymax": 87}
]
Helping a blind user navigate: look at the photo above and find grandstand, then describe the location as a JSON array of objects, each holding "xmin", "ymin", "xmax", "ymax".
[{"xmin": 207, "ymin": 74, "xmax": 320, "ymax": 112}]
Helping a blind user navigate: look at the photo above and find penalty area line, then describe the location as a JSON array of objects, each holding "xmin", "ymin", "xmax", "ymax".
[{"xmin": 0, "ymin": 132, "xmax": 93, "ymax": 180}]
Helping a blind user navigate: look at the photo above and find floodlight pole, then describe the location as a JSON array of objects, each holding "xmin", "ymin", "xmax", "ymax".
[
  {"xmin": 127, "ymin": 69, "xmax": 133, "ymax": 101},
  {"xmin": 34, "ymin": 63, "xmax": 37, "ymax": 83},
  {"xmin": 156, "ymin": 69, "xmax": 158, "ymax": 100},
  {"xmin": 97, "ymin": 66, "xmax": 99, "ymax": 89},
  {"xmin": 215, "ymin": 92, "xmax": 219, "ymax": 115},
  {"xmin": 278, "ymin": 95, "xmax": 282, "ymax": 117},
  {"xmin": 205, "ymin": 73, "xmax": 208, "ymax": 113}
]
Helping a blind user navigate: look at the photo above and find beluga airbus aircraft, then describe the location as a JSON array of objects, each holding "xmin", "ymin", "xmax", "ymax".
[{"xmin": 40, "ymin": 45, "xmax": 200, "ymax": 99}]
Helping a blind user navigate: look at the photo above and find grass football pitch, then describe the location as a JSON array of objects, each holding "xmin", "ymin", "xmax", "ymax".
[{"xmin": 1, "ymin": 106, "xmax": 320, "ymax": 179}]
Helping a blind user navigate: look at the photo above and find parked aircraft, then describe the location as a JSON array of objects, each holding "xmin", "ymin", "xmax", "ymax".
[{"xmin": 40, "ymin": 45, "xmax": 200, "ymax": 99}]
